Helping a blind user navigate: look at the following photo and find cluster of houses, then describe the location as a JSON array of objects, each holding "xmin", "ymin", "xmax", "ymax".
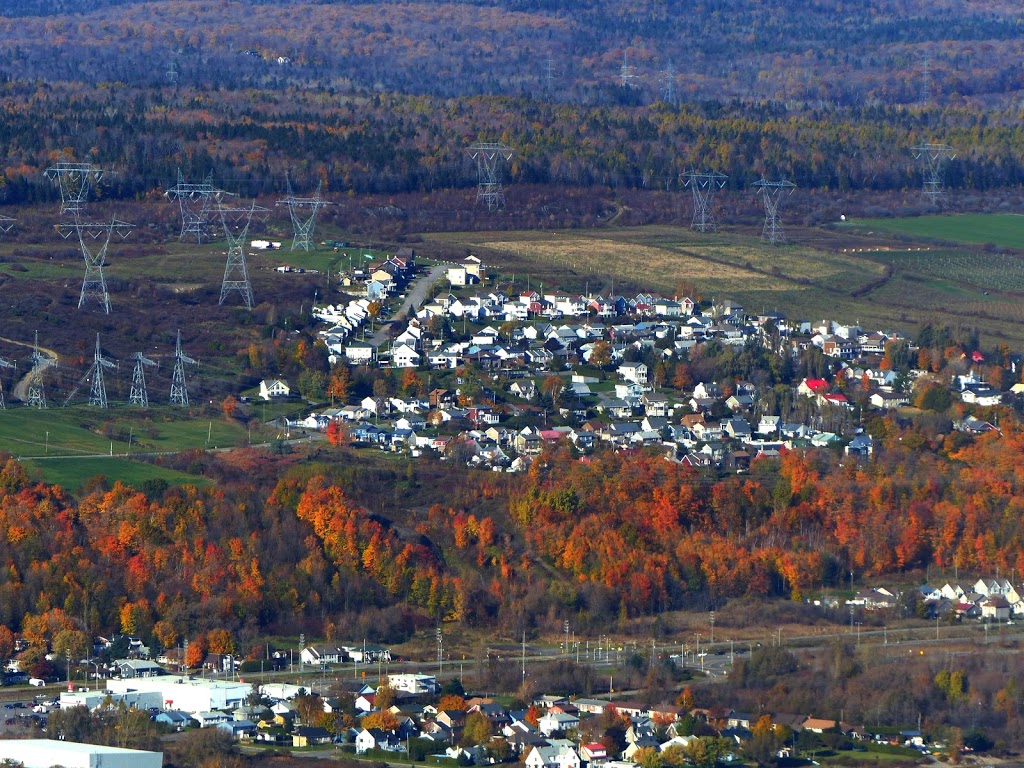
[
  {"xmin": 279, "ymin": 259, "xmax": 1023, "ymax": 471},
  {"xmin": 855, "ymin": 577, "xmax": 1024, "ymax": 621}
]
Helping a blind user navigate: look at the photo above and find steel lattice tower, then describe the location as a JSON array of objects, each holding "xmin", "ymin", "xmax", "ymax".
[
  {"xmin": 276, "ymin": 176, "xmax": 332, "ymax": 252},
  {"xmin": 912, "ymin": 143, "xmax": 955, "ymax": 206},
  {"xmin": 169, "ymin": 329, "xmax": 197, "ymax": 407},
  {"xmin": 26, "ymin": 331, "xmax": 55, "ymax": 409},
  {"xmin": 619, "ymin": 51, "xmax": 637, "ymax": 88},
  {"xmin": 0, "ymin": 357, "xmax": 15, "ymax": 410},
  {"xmin": 468, "ymin": 143, "xmax": 514, "ymax": 211},
  {"xmin": 0, "ymin": 216, "xmax": 15, "ymax": 235},
  {"xmin": 44, "ymin": 162, "xmax": 109, "ymax": 216},
  {"xmin": 164, "ymin": 170, "xmax": 226, "ymax": 242},
  {"xmin": 62, "ymin": 334, "xmax": 117, "ymax": 408},
  {"xmin": 217, "ymin": 200, "xmax": 267, "ymax": 307},
  {"xmin": 58, "ymin": 218, "xmax": 134, "ymax": 314},
  {"xmin": 683, "ymin": 171, "xmax": 728, "ymax": 232},
  {"xmin": 753, "ymin": 178, "xmax": 796, "ymax": 245},
  {"xmin": 129, "ymin": 351, "xmax": 158, "ymax": 408},
  {"xmin": 660, "ymin": 61, "xmax": 678, "ymax": 105}
]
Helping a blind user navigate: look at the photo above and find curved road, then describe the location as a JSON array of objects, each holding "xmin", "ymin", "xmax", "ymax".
[{"xmin": 0, "ymin": 336, "xmax": 59, "ymax": 402}]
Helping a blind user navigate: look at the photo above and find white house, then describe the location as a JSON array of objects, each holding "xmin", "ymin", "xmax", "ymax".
[
  {"xmin": 391, "ymin": 344, "xmax": 421, "ymax": 368},
  {"xmin": 525, "ymin": 745, "xmax": 582, "ymax": 768},
  {"xmin": 617, "ymin": 362, "xmax": 648, "ymax": 385},
  {"xmin": 346, "ymin": 342, "xmax": 376, "ymax": 364},
  {"xmin": 259, "ymin": 379, "xmax": 290, "ymax": 400},
  {"xmin": 537, "ymin": 711, "xmax": 580, "ymax": 736}
]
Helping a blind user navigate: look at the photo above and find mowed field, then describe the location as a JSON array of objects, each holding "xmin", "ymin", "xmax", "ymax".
[
  {"xmin": 423, "ymin": 221, "xmax": 1024, "ymax": 346},
  {"xmin": 839, "ymin": 213, "xmax": 1024, "ymax": 250}
]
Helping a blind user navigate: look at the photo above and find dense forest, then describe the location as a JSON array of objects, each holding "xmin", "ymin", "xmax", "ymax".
[
  {"xmin": 0, "ymin": 411, "xmax": 1022, "ymax": 659},
  {"xmin": 0, "ymin": 0, "xmax": 1020, "ymax": 214}
]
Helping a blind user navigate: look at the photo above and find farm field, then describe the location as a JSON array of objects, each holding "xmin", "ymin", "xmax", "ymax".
[
  {"xmin": 837, "ymin": 213, "xmax": 1024, "ymax": 250},
  {"xmin": 422, "ymin": 224, "xmax": 1024, "ymax": 346}
]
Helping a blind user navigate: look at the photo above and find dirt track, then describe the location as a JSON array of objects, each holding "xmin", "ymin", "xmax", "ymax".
[{"xmin": 0, "ymin": 336, "xmax": 59, "ymax": 402}]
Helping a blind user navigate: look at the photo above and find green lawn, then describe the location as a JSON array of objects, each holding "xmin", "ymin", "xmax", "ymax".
[
  {"xmin": 838, "ymin": 213, "xmax": 1024, "ymax": 250},
  {"xmin": 0, "ymin": 407, "xmax": 253, "ymax": 458},
  {"xmin": 23, "ymin": 456, "xmax": 210, "ymax": 492}
]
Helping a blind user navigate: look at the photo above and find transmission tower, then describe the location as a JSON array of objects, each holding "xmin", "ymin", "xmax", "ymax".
[
  {"xmin": 166, "ymin": 59, "xmax": 179, "ymax": 85},
  {"xmin": 544, "ymin": 54, "xmax": 555, "ymax": 93},
  {"xmin": 619, "ymin": 51, "xmax": 637, "ymax": 88},
  {"xmin": 128, "ymin": 351, "xmax": 158, "ymax": 408},
  {"xmin": 0, "ymin": 216, "xmax": 15, "ymax": 235},
  {"xmin": 912, "ymin": 143, "xmax": 955, "ymax": 206},
  {"xmin": 65, "ymin": 334, "xmax": 116, "ymax": 408},
  {"xmin": 169, "ymin": 329, "xmax": 197, "ymax": 407},
  {"xmin": 217, "ymin": 199, "xmax": 267, "ymax": 307},
  {"xmin": 164, "ymin": 170, "xmax": 226, "ymax": 242},
  {"xmin": 26, "ymin": 331, "xmax": 56, "ymax": 409},
  {"xmin": 276, "ymin": 176, "xmax": 332, "ymax": 252},
  {"xmin": 0, "ymin": 357, "xmax": 15, "ymax": 410},
  {"xmin": 660, "ymin": 61, "xmax": 678, "ymax": 105},
  {"xmin": 468, "ymin": 143, "xmax": 514, "ymax": 211},
  {"xmin": 58, "ymin": 218, "xmax": 134, "ymax": 314},
  {"xmin": 753, "ymin": 177, "xmax": 796, "ymax": 245},
  {"xmin": 683, "ymin": 171, "xmax": 728, "ymax": 232},
  {"xmin": 43, "ymin": 162, "xmax": 109, "ymax": 216}
]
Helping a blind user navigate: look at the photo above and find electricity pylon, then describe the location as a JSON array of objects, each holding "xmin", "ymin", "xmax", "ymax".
[
  {"xmin": 57, "ymin": 218, "xmax": 134, "ymax": 314},
  {"xmin": 276, "ymin": 176, "xmax": 332, "ymax": 252},
  {"xmin": 64, "ymin": 334, "xmax": 116, "ymax": 408},
  {"xmin": 683, "ymin": 170, "xmax": 728, "ymax": 232},
  {"xmin": 164, "ymin": 170, "xmax": 226, "ymax": 242},
  {"xmin": 0, "ymin": 216, "xmax": 15, "ymax": 235},
  {"xmin": 169, "ymin": 329, "xmax": 197, "ymax": 407},
  {"xmin": 217, "ymin": 200, "xmax": 266, "ymax": 308},
  {"xmin": 753, "ymin": 177, "xmax": 796, "ymax": 245},
  {"xmin": 26, "ymin": 331, "xmax": 56, "ymax": 408},
  {"xmin": 44, "ymin": 161, "xmax": 109, "ymax": 216},
  {"xmin": 912, "ymin": 143, "xmax": 955, "ymax": 206},
  {"xmin": 129, "ymin": 351, "xmax": 158, "ymax": 408},
  {"xmin": 468, "ymin": 143, "xmax": 514, "ymax": 211}
]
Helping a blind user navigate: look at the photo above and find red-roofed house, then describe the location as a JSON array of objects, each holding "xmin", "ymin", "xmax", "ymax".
[
  {"xmin": 580, "ymin": 743, "xmax": 608, "ymax": 764},
  {"xmin": 819, "ymin": 393, "xmax": 852, "ymax": 408},
  {"xmin": 798, "ymin": 378, "xmax": 830, "ymax": 397}
]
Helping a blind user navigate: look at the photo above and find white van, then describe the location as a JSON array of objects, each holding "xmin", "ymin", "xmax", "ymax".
[{"xmin": 28, "ymin": 678, "xmax": 45, "ymax": 687}]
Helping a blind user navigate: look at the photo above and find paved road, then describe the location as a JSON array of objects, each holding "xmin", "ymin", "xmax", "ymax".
[{"xmin": 369, "ymin": 263, "xmax": 449, "ymax": 348}]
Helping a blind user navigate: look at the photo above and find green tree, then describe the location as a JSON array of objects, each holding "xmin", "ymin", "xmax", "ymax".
[
  {"xmin": 297, "ymin": 369, "xmax": 327, "ymax": 401},
  {"xmin": 460, "ymin": 711, "xmax": 493, "ymax": 746}
]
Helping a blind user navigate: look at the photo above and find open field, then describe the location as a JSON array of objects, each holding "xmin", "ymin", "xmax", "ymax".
[
  {"xmin": 23, "ymin": 456, "xmax": 211, "ymax": 492},
  {"xmin": 0, "ymin": 407, "xmax": 252, "ymax": 459},
  {"xmin": 838, "ymin": 213, "xmax": 1024, "ymax": 250},
  {"xmin": 422, "ymin": 224, "xmax": 1024, "ymax": 346}
]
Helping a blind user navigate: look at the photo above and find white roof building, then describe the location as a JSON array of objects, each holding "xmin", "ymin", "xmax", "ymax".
[{"xmin": 0, "ymin": 740, "xmax": 162, "ymax": 768}]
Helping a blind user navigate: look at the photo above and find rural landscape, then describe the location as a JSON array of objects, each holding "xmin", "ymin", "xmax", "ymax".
[{"xmin": 1, "ymin": 1, "xmax": 1024, "ymax": 767}]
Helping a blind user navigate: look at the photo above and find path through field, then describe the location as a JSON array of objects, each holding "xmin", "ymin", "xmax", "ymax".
[{"xmin": 0, "ymin": 336, "xmax": 59, "ymax": 402}]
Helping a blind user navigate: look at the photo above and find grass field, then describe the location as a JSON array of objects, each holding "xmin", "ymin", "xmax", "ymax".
[
  {"xmin": 839, "ymin": 213, "xmax": 1024, "ymax": 250},
  {"xmin": 0, "ymin": 407, "xmax": 252, "ymax": 459},
  {"xmin": 23, "ymin": 456, "xmax": 210, "ymax": 492},
  {"xmin": 422, "ymin": 221, "xmax": 1024, "ymax": 346}
]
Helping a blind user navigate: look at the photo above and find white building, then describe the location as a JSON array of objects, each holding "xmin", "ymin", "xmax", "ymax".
[
  {"xmin": 388, "ymin": 673, "xmax": 440, "ymax": 695},
  {"xmin": 105, "ymin": 676, "xmax": 250, "ymax": 714},
  {"xmin": 259, "ymin": 379, "xmax": 291, "ymax": 400},
  {"xmin": 0, "ymin": 740, "xmax": 161, "ymax": 768}
]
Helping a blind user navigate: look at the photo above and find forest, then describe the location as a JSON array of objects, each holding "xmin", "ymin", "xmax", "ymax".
[{"xmin": 0, "ymin": 406, "xmax": 1022, "ymax": 666}]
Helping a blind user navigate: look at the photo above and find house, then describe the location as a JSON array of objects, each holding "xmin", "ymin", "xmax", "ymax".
[
  {"xmin": 218, "ymin": 719, "xmax": 258, "ymax": 740},
  {"xmin": 845, "ymin": 435, "xmax": 875, "ymax": 456},
  {"xmin": 300, "ymin": 646, "xmax": 344, "ymax": 666},
  {"xmin": 537, "ymin": 710, "xmax": 580, "ymax": 735},
  {"xmin": 525, "ymin": 745, "xmax": 582, "ymax": 768},
  {"xmin": 194, "ymin": 711, "xmax": 230, "ymax": 728},
  {"xmin": 869, "ymin": 391, "xmax": 909, "ymax": 409},
  {"xmin": 391, "ymin": 344, "xmax": 421, "ymax": 369},
  {"xmin": 346, "ymin": 342, "xmax": 376, "ymax": 364},
  {"xmin": 113, "ymin": 659, "xmax": 164, "ymax": 678},
  {"xmin": 980, "ymin": 595, "xmax": 1011, "ymax": 621},
  {"xmin": 293, "ymin": 726, "xmax": 333, "ymax": 747},
  {"xmin": 356, "ymin": 728, "xmax": 389, "ymax": 753},
  {"xmin": 798, "ymin": 378, "xmax": 829, "ymax": 397},
  {"xmin": 155, "ymin": 710, "xmax": 192, "ymax": 729},
  {"xmin": 579, "ymin": 743, "xmax": 608, "ymax": 763},
  {"xmin": 259, "ymin": 379, "xmax": 290, "ymax": 400},
  {"xmin": 617, "ymin": 362, "xmax": 648, "ymax": 385}
]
